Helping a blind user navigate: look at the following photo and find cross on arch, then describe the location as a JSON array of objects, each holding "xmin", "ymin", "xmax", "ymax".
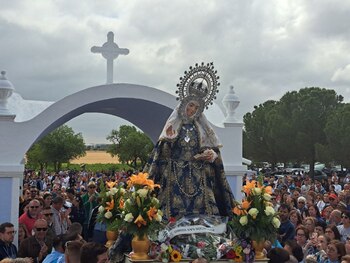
[{"xmin": 91, "ymin": 32, "xmax": 129, "ymax": 84}]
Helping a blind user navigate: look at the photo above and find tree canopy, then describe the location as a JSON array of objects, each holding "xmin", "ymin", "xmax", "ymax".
[
  {"xmin": 26, "ymin": 125, "xmax": 86, "ymax": 171},
  {"xmin": 106, "ymin": 125, "xmax": 154, "ymax": 168},
  {"xmin": 243, "ymin": 87, "xmax": 344, "ymax": 176}
]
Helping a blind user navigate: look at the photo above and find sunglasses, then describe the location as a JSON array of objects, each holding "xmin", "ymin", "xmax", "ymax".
[
  {"xmin": 35, "ymin": 228, "xmax": 48, "ymax": 232},
  {"xmin": 342, "ymin": 215, "xmax": 349, "ymax": 219},
  {"xmin": 43, "ymin": 213, "xmax": 53, "ymax": 217},
  {"xmin": 30, "ymin": 206, "xmax": 39, "ymax": 209}
]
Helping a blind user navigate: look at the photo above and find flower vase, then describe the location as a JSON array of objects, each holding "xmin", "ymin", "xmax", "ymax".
[
  {"xmin": 105, "ymin": 230, "xmax": 118, "ymax": 248},
  {"xmin": 131, "ymin": 235, "xmax": 150, "ymax": 260},
  {"xmin": 252, "ymin": 240, "xmax": 266, "ymax": 260}
]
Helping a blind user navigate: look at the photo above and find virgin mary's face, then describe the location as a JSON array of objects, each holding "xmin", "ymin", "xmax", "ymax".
[{"xmin": 186, "ymin": 101, "xmax": 199, "ymax": 117}]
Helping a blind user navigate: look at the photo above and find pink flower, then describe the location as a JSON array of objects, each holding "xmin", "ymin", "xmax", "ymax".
[{"xmin": 197, "ymin": 241, "xmax": 206, "ymax": 249}]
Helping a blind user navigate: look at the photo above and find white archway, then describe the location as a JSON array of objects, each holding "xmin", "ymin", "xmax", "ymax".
[{"xmin": 0, "ymin": 83, "xmax": 246, "ymax": 228}]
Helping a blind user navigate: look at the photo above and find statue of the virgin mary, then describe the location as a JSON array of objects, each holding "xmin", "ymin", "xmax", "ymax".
[{"xmin": 144, "ymin": 63, "xmax": 235, "ymax": 219}]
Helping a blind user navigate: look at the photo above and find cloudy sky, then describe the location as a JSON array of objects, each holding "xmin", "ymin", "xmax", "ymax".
[{"xmin": 1, "ymin": 0, "xmax": 350, "ymax": 144}]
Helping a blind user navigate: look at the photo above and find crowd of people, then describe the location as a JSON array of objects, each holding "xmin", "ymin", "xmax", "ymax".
[
  {"xmin": 246, "ymin": 170, "xmax": 350, "ymax": 263},
  {"xmin": 1, "ymin": 167, "xmax": 350, "ymax": 262},
  {"xmin": 0, "ymin": 169, "xmax": 131, "ymax": 263}
]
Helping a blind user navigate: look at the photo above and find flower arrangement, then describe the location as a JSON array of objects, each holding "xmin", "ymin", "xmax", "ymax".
[
  {"xmin": 117, "ymin": 172, "xmax": 163, "ymax": 238},
  {"xmin": 155, "ymin": 242, "xmax": 182, "ymax": 263},
  {"xmin": 230, "ymin": 176, "xmax": 280, "ymax": 242},
  {"xmin": 97, "ymin": 180, "xmax": 126, "ymax": 231}
]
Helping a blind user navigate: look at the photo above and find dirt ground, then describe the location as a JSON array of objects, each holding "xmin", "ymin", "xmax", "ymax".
[{"xmin": 70, "ymin": 150, "xmax": 119, "ymax": 164}]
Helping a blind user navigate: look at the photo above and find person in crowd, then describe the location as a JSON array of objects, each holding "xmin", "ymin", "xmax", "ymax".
[
  {"xmin": 337, "ymin": 210, "xmax": 350, "ymax": 242},
  {"xmin": 51, "ymin": 196, "xmax": 70, "ymax": 236},
  {"xmin": 65, "ymin": 189, "xmax": 84, "ymax": 225},
  {"xmin": 329, "ymin": 210, "xmax": 342, "ymax": 226},
  {"xmin": 322, "ymin": 205, "xmax": 334, "ymax": 224},
  {"xmin": 289, "ymin": 209, "xmax": 302, "ymax": 228},
  {"xmin": 80, "ymin": 242, "xmax": 109, "ymax": 263},
  {"xmin": 41, "ymin": 207, "xmax": 56, "ymax": 241},
  {"xmin": 297, "ymin": 196, "xmax": 308, "ymax": 219},
  {"xmin": 0, "ymin": 223, "xmax": 17, "ymax": 260},
  {"xmin": 315, "ymin": 221, "xmax": 326, "ymax": 236},
  {"xmin": 267, "ymin": 247, "xmax": 290, "ymax": 263},
  {"xmin": 278, "ymin": 204, "xmax": 295, "ymax": 246},
  {"xmin": 30, "ymin": 187, "xmax": 39, "ymax": 200},
  {"xmin": 295, "ymin": 225, "xmax": 314, "ymax": 257},
  {"xmin": 43, "ymin": 193, "xmax": 52, "ymax": 209},
  {"xmin": 18, "ymin": 219, "xmax": 53, "ymax": 263},
  {"xmin": 333, "ymin": 180, "xmax": 342, "ymax": 194},
  {"xmin": 64, "ymin": 240, "xmax": 83, "ymax": 263},
  {"xmin": 82, "ymin": 182, "xmax": 99, "ymax": 239},
  {"xmin": 329, "ymin": 194, "xmax": 339, "ymax": 209},
  {"xmin": 19, "ymin": 189, "xmax": 32, "ymax": 216},
  {"xmin": 284, "ymin": 239, "xmax": 304, "ymax": 263},
  {"xmin": 325, "ymin": 225, "xmax": 342, "ymax": 241},
  {"xmin": 315, "ymin": 234, "xmax": 329, "ymax": 263},
  {"xmin": 19, "ymin": 199, "xmax": 42, "ymax": 235},
  {"xmin": 315, "ymin": 180, "xmax": 326, "ymax": 195},
  {"xmin": 42, "ymin": 234, "xmax": 65, "ymax": 263},
  {"xmin": 304, "ymin": 217, "xmax": 317, "ymax": 235},
  {"xmin": 307, "ymin": 204, "xmax": 325, "ymax": 224},
  {"xmin": 325, "ymin": 240, "xmax": 346, "ymax": 263},
  {"xmin": 17, "ymin": 224, "xmax": 29, "ymax": 246}
]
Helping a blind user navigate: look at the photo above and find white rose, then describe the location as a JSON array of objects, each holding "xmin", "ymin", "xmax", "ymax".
[
  {"xmin": 105, "ymin": 191, "xmax": 111, "ymax": 197},
  {"xmin": 263, "ymin": 193, "xmax": 272, "ymax": 201},
  {"xmin": 239, "ymin": 215, "xmax": 248, "ymax": 226},
  {"xmin": 252, "ymin": 187, "xmax": 261, "ymax": 195},
  {"xmin": 124, "ymin": 213, "xmax": 134, "ymax": 222},
  {"xmin": 119, "ymin": 188, "xmax": 126, "ymax": 195},
  {"xmin": 248, "ymin": 208, "xmax": 259, "ymax": 219},
  {"xmin": 104, "ymin": 211, "xmax": 113, "ymax": 219},
  {"xmin": 152, "ymin": 197, "xmax": 160, "ymax": 205},
  {"xmin": 98, "ymin": 206, "xmax": 105, "ymax": 213},
  {"xmin": 109, "ymin": 187, "xmax": 118, "ymax": 195},
  {"xmin": 264, "ymin": 206, "xmax": 275, "ymax": 216},
  {"xmin": 137, "ymin": 189, "xmax": 148, "ymax": 198},
  {"xmin": 272, "ymin": 217, "xmax": 281, "ymax": 228}
]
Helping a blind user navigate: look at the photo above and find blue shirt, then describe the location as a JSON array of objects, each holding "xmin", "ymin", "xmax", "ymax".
[{"xmin": 42, "ymin": 250, "xmax": 64, "ymax": 263}]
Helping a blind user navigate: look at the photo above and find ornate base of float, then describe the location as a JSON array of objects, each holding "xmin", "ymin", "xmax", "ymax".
[
  {"xmin": 125, "ymin": 257, "xmax": 269, "ymax": 263},
  {"xmin": 130, "ymin": 235, "xmax": 151, "ymax": 260}
]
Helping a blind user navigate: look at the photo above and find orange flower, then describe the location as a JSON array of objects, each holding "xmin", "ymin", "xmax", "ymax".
[
  {"xmin": 105, "ymin": 198, "xmax": 114, "ymax": 211},
  {"xmin": 264, "ymin": 185, "xmax": 273, "ymax": 195},
  {"xmin": 243, "ymin": 180, "xmax": 257, "ymax": 195},
  {"xmin": 147, "ymin": 206, "xmax": 158, "ymax": 220},
  {"xmin": 134, "ymin": 214, "xmax": 147, "ymax": 228},
  {"xmin": 119, "ymin": 198, "xmax": 124, "ymax": 209},
  {"xmin": 127, "ymin": 172, "xmax": 160, "ymax": 190},
  {"xmin": 241, "ymin": 200, "xmax": 251, "ymax": 210},
  {"xmin": 106, "ymin": 181, "xmax": 117, "ymax": 189},
  {"xmin": 233, "ymin": 206, "xmax": 247, "ymax": 216}
]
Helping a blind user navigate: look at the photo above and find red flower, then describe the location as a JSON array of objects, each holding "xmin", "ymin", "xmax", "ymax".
[
  {"xmin": 169, "ymin": 217, "xmax": 176, "ymax": 223},
  {"xmin": 226, "ymin": 249, "xmax": 236, "ymax": 259}
]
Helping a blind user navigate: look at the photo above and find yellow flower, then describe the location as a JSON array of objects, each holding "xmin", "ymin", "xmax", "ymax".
[
  {"xmin": 272, "ymin": 217, "xmax": 281, "ymax": 228},
  {"xmin": 248, "ymin": 208, "xmax": 259, "ymax": 219},
  {"xmin": 264, "ymin": 206, "xmax": 275, "ymax": 216},
  {"xmin": 124, "ymin": 213, "xmax": 134, "ymax": 222},
  {"xmin": 134, "ymin": 214, "xmax": 147, "ymax": 228},
  {"xmin": 147, "ymin": 206, "xmax": 158, "ymax": 220},
  {"xmin": 235, "ymin": 246, "xmax": 242, "ymax": 254},
  {"xmin": 106, "ymin": 181, "xmax": 117, "ymax": 189},
  {"xmin": 105, "ymin": 199, "xmax": 114, "ymax": 211},
  {"xmin": 170, "ymin": 250, "xmax": 182, "ymax": 262},
  {"xmin": 239, "ymin": 215, "xmax": 248, "ymax": 226},
  {"xmin": 234, "ymin": 254, "xmax": 243, "ymax": 262},
  {"xmin": 252, "ymin": 187, "xmax": 262, "ymax": 195},
  {"xmin": 263, "ymin": 193, "xmax": 272, "ymax": 201}
]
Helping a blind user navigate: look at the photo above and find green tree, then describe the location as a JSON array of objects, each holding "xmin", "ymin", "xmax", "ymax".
[
  {"xmin": 323, "ymin": 103, "xmax": 350, "ymax": 168},
  {"xmin": 106, "ymin": 125, "xmax": 154, "ymax": 168},
  {"xmin": 26, "ymin": 125, "xmax": 86, "ymax": 171}
]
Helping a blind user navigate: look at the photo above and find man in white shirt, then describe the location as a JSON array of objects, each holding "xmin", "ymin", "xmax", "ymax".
[{"xmin": 337, "ymin": 211, "xmax": 350, "ymax": 242}]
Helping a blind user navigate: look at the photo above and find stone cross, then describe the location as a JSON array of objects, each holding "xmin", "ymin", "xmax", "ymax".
[{"xmin": 91, "ymin": 32, "xmax": 129, "ymax": 84}]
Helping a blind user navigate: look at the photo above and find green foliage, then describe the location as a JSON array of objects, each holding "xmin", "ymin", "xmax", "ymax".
[
  {"xmin": 106, "ymin": 125, "xmax": 154, "ymax": 168},
  {"xmin": 26, "ymin": 125, "xmax": 86, "ymax": 171},
  {"xmin": 244, "ymin": 87, "xmax": 343, "ymax": 173},
  {"xmin": 324, "ymin": 104, "xmax": 350, "ymax": 168},
  {"xmin": 64, "ymin": 163, "xmax": 132, "ymax": 173}
]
